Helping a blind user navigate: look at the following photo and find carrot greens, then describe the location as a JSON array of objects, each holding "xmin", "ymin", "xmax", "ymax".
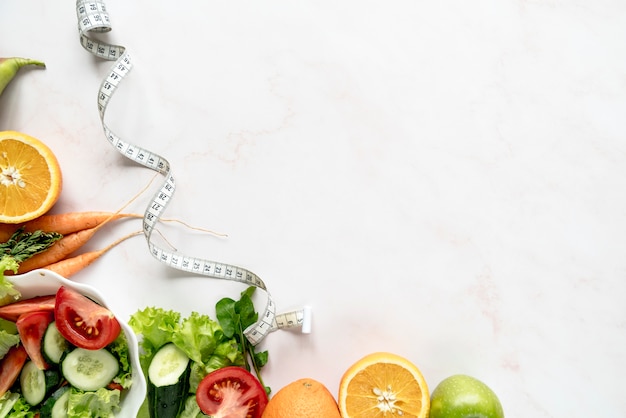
[{"xmin": 0, "ymin": 228, "xmax": 62, "ymax": 305}]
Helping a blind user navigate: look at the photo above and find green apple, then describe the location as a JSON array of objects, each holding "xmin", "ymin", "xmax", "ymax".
[{"xmin": 429, "ymin": 374, "xmax": 504, "ymax": 418}]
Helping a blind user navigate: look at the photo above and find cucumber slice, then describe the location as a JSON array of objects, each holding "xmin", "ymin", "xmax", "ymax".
[
  {"xmin": 42, "ymin": 322, "xmax": 70, "ymax": 365},
  {"xmin": 20, "ymin": 360, "xmax": 47, "ymax": 406},
  {"xmin": 148, "ymin": 343, "xmax": 190, "ymax": 387},
  {"xmin": 40, "ymin": 386, "xmax": 70, "ymax": 418},
  {"xmin": 61, "ymin": 348, "xmax": 119, "ymax": 391},
  {"xmin": 50, "ymin": 388, "xmax": 71, "ymax": 418},
  {"xmin": 147, "ymin": 343, "xmax": 191, "ymax": 418}
]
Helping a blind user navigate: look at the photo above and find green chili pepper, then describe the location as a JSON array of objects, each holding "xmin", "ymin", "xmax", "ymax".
[{"xmin": 0, "ymin": 57, "xmax": 46, "ymax": 97}]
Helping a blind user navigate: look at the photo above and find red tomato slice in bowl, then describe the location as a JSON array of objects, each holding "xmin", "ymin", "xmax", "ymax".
[
  {"xmin": 0, "ymin": 345, "xmax": 28, "ymax": 397},
  {"xmin": 54, "ymin": 286, "xmax": 121, "ymax": 350},
  {"xmin": 16, "ymin": 310, "xmax": 54, "ymax": 370},
  {"xmin": 196, "ymin": 366, "xmax": 268, "ymax": 418},
  {"xmin": 0, "ymin": 295, "xmax": 56, "ymax": 322}
]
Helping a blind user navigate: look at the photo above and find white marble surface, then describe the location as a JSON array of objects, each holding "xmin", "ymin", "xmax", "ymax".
[{"xmin": 2, "ymin": 1, "xmax": 626, "ymax": 416}]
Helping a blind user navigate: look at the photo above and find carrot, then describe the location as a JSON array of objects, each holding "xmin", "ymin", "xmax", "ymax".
[
  {"xmin": 0, "ymin": 212, "xmax": 143, "ymax": 243},
  {"xmin": 12, "ymin": 211, "xmax": 123, "ymax": 274},
  {"xmin": 0, "ymin": 223, "xmax": 18, "ymax": 243},
  {"xmin": 42, "ymin": 231, "xmax": 143, "ymax": 278},
  {"xmin": 13, "ymin": 229, "xmax": 98, "ymax": 274},
  {"xmin": 21, "ymin": 211, "xmax": 143, "ymax": 235}
]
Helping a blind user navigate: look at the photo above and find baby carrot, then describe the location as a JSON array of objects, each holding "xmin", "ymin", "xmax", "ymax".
[
  {"xmin": 0, "ymin": 212, "xmax": 142, "ymax": 243},
  {"xmin": 14, "ymin": 209, "xmax": 126, "ymax": 274},
  {"xmin": 42, "ymin": 231, "xmax": 143, "ymax": 278},
  {"xmin": 20, "ymin": 211, "xmax": 142, "ymax": 235},
  {"xmin": 14, "ymin": 228, "xmax": 100, "ymax": 274}
]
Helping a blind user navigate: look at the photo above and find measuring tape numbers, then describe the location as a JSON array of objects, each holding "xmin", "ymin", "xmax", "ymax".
[{"xmin": 75, "ymin": 0, "xmax": 311, "ymax": 345}]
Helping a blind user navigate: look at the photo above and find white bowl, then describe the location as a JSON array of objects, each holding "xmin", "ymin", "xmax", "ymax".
[{"xmin": 7, "ymin": 269, "xmax": 147, "ymax": 418}]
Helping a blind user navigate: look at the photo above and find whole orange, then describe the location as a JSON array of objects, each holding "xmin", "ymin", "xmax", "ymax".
[{"xmin": 262, "ymin": 378, "xmax": 341, "ymax": 418}]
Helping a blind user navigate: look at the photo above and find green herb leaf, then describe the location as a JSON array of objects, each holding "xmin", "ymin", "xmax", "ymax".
[
  {"xmin": 235, "ymin": 289, "xmax": 258, "ymax": 330},
  {"xmin": 215, "ymin": 298, "xmax": 237, "ymax": 339},
  {"xmin": 216, "ymin": 286, "xmax": 270, "ymax": 395}
]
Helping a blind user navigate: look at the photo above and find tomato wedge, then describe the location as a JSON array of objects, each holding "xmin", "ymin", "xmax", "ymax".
[
  {"xmin": 0, "ymin": 345, "xmax": 28, "ymax": 397},
  {"xmin": 54, "ymin": 286, "xmax": 121, "ymax": 350},
  {"xmin": 196, "ymin": 366, "xmax": 268, "ymax": 418},
  {"xmin": 16, "ymin": 310, "xmax": 54, "ymax": 370},
  {"xmin": 0, "ymin": 295, "xmax": 56, "ymax": 321}
]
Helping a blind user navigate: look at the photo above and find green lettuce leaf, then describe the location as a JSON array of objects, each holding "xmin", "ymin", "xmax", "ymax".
[
  {"xmin": 0, "ymin": 392, "xmax": 20, "ymax": 418},
  {"xmin": 171, "ymin": 311, "xmax": 223, "ymax": 364},
  {"xmin": 107, "ymin": 333, "xmax": 132, "ymax": 389},
  {"xmin": 66, "ymin": 388, "xmax": 121, "ymax": 418},
  {"xmin": 5, "ymin": 395, "xmax": 35, "ymax": 418},
  {"xmin": 0, "ymin": 255, "xmax": 20, "ymax": 307},
  {"xmin": 179, "ymin": 395, "xmax": 207, "ymax": 418},
  {"xmin": 0, "ymin": 330, "xmax": 20, "ymax": 360},
  {"xmin": 0, "ymin": 318, "xmax": 17, "ymax": 334}
]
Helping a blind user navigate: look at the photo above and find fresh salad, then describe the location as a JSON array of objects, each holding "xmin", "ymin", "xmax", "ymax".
[
  {"xmin": 0, "ymin": 263, "xmax": 132, "ymax": 418},
  {"xmin": 130, "ymin": 286, "xmax": 270, "ymax": 418}
]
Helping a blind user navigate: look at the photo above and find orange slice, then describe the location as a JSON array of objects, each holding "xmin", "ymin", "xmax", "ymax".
[
  {"xmin": 338, "ymin": 352, "xmax": 430, "ymax": 418},
  {"xmin": 0, "ymin": 131, "xmax": 62, "ymax": 223}
]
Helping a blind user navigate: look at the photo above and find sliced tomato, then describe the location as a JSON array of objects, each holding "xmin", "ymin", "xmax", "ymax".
[
  {"xmin": 0, "ymin": 295, "xmax": 56, "ymax": 322},
  {"xmin": 107, "ymin": 382, "xmax": 124, "ymax": 392},
  {"xmin": 16, "ymin": 310, "xmax": 54, "ymax": 370},
  {"xmin": 0, "ymin": 344, "xmax": 28, "ymax": 397},
  {"xmin": 54, "ymin": 286, "xmax": 121, "ymax": 350},
  {"xmin": 196, "ymin": 366, "xmax": 268, "ymax": 418}
]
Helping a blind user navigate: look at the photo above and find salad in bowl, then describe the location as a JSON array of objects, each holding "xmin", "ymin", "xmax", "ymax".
[{"xmin": 0, "ymin": 268, "xmax": 147, "ymax": 418}]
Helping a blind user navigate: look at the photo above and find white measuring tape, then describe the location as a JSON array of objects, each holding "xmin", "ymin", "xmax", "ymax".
[{"xmin": 75, "ymin": 0, "xmax": 311, "ymax": 345}]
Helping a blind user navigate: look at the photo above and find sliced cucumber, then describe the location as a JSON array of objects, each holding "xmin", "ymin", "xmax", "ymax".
[
  {"xmin": 148, "ymin": 343, "xmax": 191, "ymax": 418},
  {"xmin": 61, "ymin": 348, "xmax": 119, "ymax": 391},
  {"xmin": 42, "ymin": 322, "xmax": 70, "ymax": 365},
  {"xmin": 50, "ymin": 389, "xmax": 71, "ymax": 418},
  {"xmin": 40, "ymin": 386, "xmax": 70, "ymax": 418},
  {"xmin": 148, "ymin": 343, "xmax": 190, "ymax": 387},
  {"xmin": 20, "ymin": 360, "xmax": 47, "ymax": 406}
]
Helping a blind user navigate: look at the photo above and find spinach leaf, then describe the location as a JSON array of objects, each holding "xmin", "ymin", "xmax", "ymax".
[{"xmin": 216, "ymin": 286, "xmax": 270, "ymax": 395}]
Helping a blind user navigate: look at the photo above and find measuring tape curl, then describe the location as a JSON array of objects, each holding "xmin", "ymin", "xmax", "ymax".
[{"xmin": 75, "ymin": 0, "xmax": 311, "ymax": 345}]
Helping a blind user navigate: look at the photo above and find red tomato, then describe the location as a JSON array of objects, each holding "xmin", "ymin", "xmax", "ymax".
[
  {"xmin": 0, "ymin": 345, "xmax": 28, "ymax": 397},
  {"xmin": 0, "ymin": 295, "xmax": 56, "ymax": 322},
  {"xmin": 16, "ymin": 310, "xmax": 54, "ymax": 370},
  {"xmin": 54, "ymin": 286, "xmax": 121, "ymax": 350},
  {"xmin": 196, "ymin": 366, "xmax": 268, "ymax": 418}
]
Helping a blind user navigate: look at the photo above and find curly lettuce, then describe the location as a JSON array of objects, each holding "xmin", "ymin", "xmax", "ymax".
[
  {"xmin": 0, "ymin": 255, "xmax": 20, "ymax": 307},
  {"xmin": 66, "ymin": 388, "xmax": 121, "ymax": 418},
  {"xmin": 3, "ymin": 394, "xmax": 35, "ymax": 418},
  {"xmin": 0, "ymin": 330, "xmax": 19, "ymax": 360},
  {"xmin": 107, "ymin": 333, "xmax": 133, "ymax": 389}
]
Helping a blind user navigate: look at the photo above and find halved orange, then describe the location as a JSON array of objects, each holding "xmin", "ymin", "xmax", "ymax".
[
  {"xmin": 0, "ymin": 131, "xmax": 62, "ymax": 223},
  {"xmin": 338, "ymin": 352, "xmax": 430, "ymax": 418}
]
